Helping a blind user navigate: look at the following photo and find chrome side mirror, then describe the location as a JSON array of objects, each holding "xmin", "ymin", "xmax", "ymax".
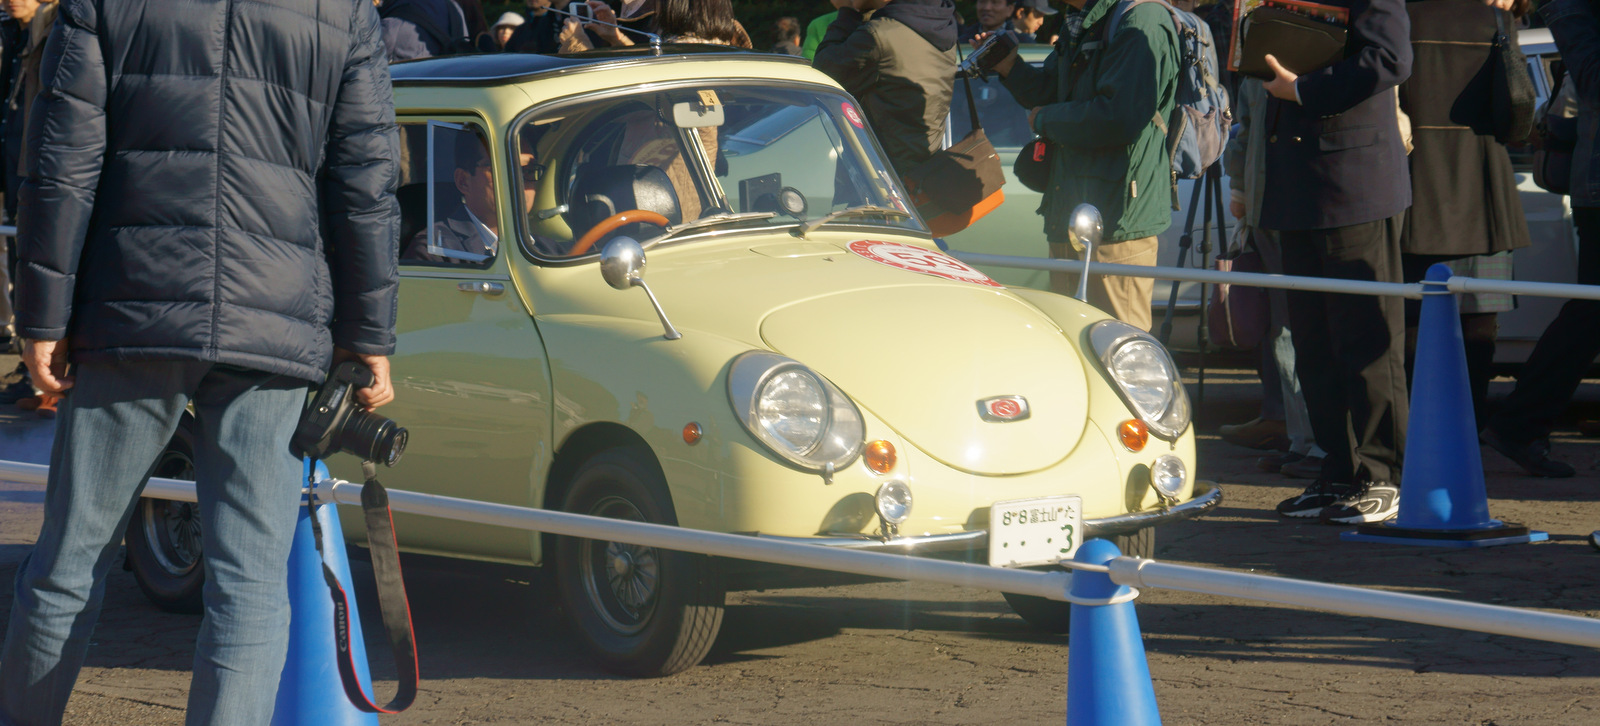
[
  {"xmin": 599, "ymin": 237, "xmax": 681, "ymax": 340},
  {"xmin": 600, "ymin": 236, "xmax": 646, "ymax": 290},
  {"xmin": 1068, "ymin": 204, "xmax": 1103, "ymax": 304}
]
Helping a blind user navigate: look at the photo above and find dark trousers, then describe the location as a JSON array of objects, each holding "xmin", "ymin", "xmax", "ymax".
[
  {"xmin": 1279, "ymin": 214, "xmax": 1409, "ymax": 484},
  {"xmin": 1489, "ymin": 207, "xmax": 1600, "ymax": 444}
]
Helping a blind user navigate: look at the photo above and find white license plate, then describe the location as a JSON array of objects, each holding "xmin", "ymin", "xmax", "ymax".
[{"xmin": 988, "ymin": 496, "xmax": 1082, "ymax": 568}]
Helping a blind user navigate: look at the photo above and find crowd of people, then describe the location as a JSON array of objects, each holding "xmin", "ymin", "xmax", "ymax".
[
  {"xmin": 0, "ymin": 0, "xmax": 1597, "ymax": 721},
  {"xmin": 0, "ymin": 0, "xmax": 1592, "ymax": 518}
]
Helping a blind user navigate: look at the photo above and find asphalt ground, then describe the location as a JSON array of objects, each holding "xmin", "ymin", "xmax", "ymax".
[{"xmin": 0, "ymin": 355, "xmax": 1598, "ymax": 724}]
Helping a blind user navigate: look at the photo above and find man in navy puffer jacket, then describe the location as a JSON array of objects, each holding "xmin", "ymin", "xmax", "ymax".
[{"xmin": 0, "ymin": 0, "xmax": 401, "ymax": 722}]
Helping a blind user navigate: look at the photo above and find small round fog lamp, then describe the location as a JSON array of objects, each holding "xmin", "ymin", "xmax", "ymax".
[
  {"xmin": 875, "ymin": 481, "xmax": 913, "ymax": 524},
  {"xmin": 1149, "ymin": 455, "xmax": 1186, "ymax": 499},
  {"xmin": 863, "ymin": 440, "xmax": 896, "ymax": 474}
]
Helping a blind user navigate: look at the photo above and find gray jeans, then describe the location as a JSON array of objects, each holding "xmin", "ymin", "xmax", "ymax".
[
  {"xmin": 0, "ymin": 361, "xmax": 309, "ymax": 726},
  {"xmin": 1253, "ymin": 228, "xmax": 1324, "ymax": 458}
]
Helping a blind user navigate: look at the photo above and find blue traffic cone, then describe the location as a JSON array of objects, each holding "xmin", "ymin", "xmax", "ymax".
[
  {"xmin": 273, "ymin": 459, "xmax": 380, "ymax": 726},
  {"xmin": 1066, "ymin": 539, "xmax": 1160, "ymax": 726},
  {"xmin": 1342, "ymin": 264, "xmax": 1547, "ymax": 548}
]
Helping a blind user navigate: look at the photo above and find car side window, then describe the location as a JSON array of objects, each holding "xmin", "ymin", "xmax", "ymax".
[
  {"xmin": 948, "ymin": 76, "xmax": 1035, "ymax": 149},
  {"xmin": 395, "ymin": 121, "xmax": 500, "ymax": 268}
]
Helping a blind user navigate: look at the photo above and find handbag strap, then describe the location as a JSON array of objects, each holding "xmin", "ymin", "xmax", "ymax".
[{"xmin": 955, "ymin": 40, "xmax": 982, "ymax": 133}]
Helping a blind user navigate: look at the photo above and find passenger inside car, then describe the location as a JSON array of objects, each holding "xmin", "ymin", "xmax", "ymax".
[{"xmin": 403, "ymin": 129, "xmax": 503, "ymax": 264}]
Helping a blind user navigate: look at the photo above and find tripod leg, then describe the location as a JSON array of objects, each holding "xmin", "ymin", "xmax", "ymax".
[{"xmin": 1158, "ymin": 176, "xmax": 1207, "ymax": 346}]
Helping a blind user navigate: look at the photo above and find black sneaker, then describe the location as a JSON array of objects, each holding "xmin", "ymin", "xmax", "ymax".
[
  {"xmin": 1275, "ymin": 480, "xmax": 1344, "ymax": 519},
  {"xmin": 1319, "ymin": 483, "xmax": 1399, "ymax": 525},
  {"xmin": 1480, "ymin": 427, "xmax": 1575, "ymax": 478}
]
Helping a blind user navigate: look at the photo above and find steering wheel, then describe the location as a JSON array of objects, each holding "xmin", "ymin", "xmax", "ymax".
[{"xmin": 567, "ymin": 209, "xmax": 673, "ymax": 257}]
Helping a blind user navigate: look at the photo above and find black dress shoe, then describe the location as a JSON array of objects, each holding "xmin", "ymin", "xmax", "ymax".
[
  {"xmin": 1480, "ymin": 427, "xmax": 1575, "ymax": 478},
  {"xmin": 1256, "ymin": 451, "xmax": 1303, "ymax": 472}
]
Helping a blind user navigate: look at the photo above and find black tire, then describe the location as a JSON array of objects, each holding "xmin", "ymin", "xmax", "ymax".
[
  {"xmin": 1002, "ymin": 528, "xmax": 1155, "ymax": 634},
  {"xmin": 553, "ymin": 447, "xmax": 725, "ymax": 677},
  {"xmin": 125, "ymin": 415, "xmax": 205, "ymax": 614}
]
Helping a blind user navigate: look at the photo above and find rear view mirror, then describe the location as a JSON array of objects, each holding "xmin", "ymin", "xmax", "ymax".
[{"xmin": 673, "ymin": 100, "xmax": 724, "ymax": 129}]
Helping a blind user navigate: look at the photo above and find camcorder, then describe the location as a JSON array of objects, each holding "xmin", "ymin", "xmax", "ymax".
[{"xmin": 292, "ymin": 361, "xmax": 408, "ymax": 466}]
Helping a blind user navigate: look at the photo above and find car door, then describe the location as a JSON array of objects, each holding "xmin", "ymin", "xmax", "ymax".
[{"xmin": 331, "ymin": 116, "xmax": 554, "ymax": 563}]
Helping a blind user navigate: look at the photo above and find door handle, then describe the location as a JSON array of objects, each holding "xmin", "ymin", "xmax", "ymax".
[{"xmin": 457, "ymin": 281, "xmax": 506, "ymax": 295}]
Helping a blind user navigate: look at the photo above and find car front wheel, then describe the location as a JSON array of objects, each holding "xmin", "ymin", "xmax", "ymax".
[
  {"xmin": 125, "ymin": 415, "xmax": 205, "ymax": 614},
  {"xmin": 1001, "ymin": 528, "xmax": 1154, "ymax": 634},
  {"xmin": 553, "ymin": 447, "xmax": 725, "ymax": 677}
]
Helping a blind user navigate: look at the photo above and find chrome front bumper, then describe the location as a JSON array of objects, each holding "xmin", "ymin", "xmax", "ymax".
[{"xmin": 754, "ymin": 481, "xmax": 1222, "ymax": 556}]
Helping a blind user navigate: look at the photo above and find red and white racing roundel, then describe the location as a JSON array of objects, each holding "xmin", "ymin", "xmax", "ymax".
[
  {"xmin": 841, "ymin": 102, "xmax": 865, "ymax": 129},
  {"xmin": 847, "ymin": 240, "xmax": 1002, "ymax": 287}
]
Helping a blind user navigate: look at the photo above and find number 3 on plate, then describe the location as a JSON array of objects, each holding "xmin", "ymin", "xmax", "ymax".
[{"xmin": 1058, "ymin": 523, "xmax": 1074, "ymax": 555}]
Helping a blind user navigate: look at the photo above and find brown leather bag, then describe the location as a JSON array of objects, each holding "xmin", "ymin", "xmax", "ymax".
[{"xmin": 901, "ymin": 74, "xmax": 1006, "ymax": 237}]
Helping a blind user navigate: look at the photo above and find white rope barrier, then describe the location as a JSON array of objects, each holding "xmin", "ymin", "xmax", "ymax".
[
  {"xmin": 950, "ymin": 251, "xmax": 1600, "ymax": 302},
  {"xmin": 0, "ymin": 459, "xmax": 1595, "ymax": 648}
]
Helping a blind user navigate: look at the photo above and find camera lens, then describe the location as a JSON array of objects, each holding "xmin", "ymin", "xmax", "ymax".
[{"xmin": 341, "ymin": 409, "xmax": 409, "ymax": 467}]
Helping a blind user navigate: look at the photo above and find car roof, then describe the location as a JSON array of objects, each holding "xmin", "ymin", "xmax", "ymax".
[{"xmin": 390, "ymin": 45, "xmax": 810, "ymax": 86}]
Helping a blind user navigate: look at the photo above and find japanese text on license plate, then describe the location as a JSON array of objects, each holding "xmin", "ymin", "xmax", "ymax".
[{"xmin": 988, "ymin": 496, "xmax": 1081, "ymax": 568}]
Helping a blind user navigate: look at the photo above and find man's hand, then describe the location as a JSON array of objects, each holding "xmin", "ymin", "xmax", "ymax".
[
  {"xmin": 969, "ymin": 32, "xmax": 1019, "ymax": 77},
  {"xmin": 1230, "ymin": 200, "xmax": 1246, "ymax": 219},
  {"xmin": 1262, "ymin": 54, "xmax": 1300, "ymax": 103},
  {"xmin": 334, "ymin": 348, "xmax": 394, "ymax": 411},
  {"xmin": 23, "ymin": 338, "xmax": 72, "ymax": 394},
  {"xmin": 1028, "ymin": 106, "xmax": 1040, "ymax": 129},
  {"xmin": 586, "ymin": 0, "xmax": 632, "ymax": 46},
  {"xmin": 852, "ymin": 0, "xmax": 887, "ymax": 12},
  {"xmin": 1482, "ymin": 0, "xmax": 1514, "ymax": 10}
]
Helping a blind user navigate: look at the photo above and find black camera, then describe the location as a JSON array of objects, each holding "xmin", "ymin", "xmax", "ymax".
[
  {"xmin": 959, "ymin": 30, "xmax": 1019, "ymax": 81},
  {"xmin": 292, "ymin": 361, "xmax": 408, "ymax": 466}
]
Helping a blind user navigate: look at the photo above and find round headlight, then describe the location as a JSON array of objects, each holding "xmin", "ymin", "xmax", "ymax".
[
  {"xmin": 729, "ymin": 352, "xmax": 866, "ymax": 473},
  {"xmin": 1149, "ymin": 455, "xmax": 1186, "ymax": 499},
  {"xmin": 756, "ymin": 368, "xmax": 829, "ymax": 453},
  {"xmin": 1089, "ymin": 321, "xmax": 1192, "ymax": 439},
  {"xmin": 875, "ymin": 481, "xmax": 913, "ymax": 524},
  {"xmin": 1108, "ymin": 339, "xmax": 1177, "ymax": 421}
]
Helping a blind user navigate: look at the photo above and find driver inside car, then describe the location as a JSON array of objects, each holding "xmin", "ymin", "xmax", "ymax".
[{"xmin": 404, "ymin": 131, "xmax": 539, "ymax": 264}]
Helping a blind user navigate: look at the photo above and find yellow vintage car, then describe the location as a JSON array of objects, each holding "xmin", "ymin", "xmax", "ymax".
[{"xmin": 122, "ymin": 45, "xmax": 1220, "ymax": 677}]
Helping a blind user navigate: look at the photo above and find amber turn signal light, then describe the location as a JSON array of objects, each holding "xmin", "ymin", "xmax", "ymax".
[
  {"xmin": 1119, "ymin": 419, "xmax": 1148, "ymax": 452},
  {"xmin": 683, "ymin": 422, "xmax": 702, "ymax": 445},
  {"xmin": 863, "ymin": 440, "xmax": 896, "ymax": 474}
]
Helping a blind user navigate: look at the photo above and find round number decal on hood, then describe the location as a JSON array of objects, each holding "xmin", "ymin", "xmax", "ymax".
[{"xmin": 847, "ymin": 240, "xmax": 1002, "ymax": 287}]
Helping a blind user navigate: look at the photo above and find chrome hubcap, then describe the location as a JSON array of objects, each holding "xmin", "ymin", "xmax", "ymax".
[
  {"xmin": 141, "ymin": 449, "xmax": 200, "ymax": 576},
  {"xmin": 580, "ymin": 496, "xmax": 660, "ymax": 635}
]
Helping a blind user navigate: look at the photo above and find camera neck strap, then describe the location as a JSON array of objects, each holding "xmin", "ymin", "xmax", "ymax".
[{"xmin": 306, "ymin": 461, "xmax": 419, "ymax": 714}]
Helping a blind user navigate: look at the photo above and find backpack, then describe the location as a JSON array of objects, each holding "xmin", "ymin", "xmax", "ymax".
[{"xmin": 1103, "ymin": 0, "xmax": 1231, "ymax": 204}]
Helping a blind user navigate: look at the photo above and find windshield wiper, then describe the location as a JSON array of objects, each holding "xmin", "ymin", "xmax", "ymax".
[
  {"xmin": 639, "ymin": 211, "xmax": 779, "ymax": 249},
  {"xmin": 794, "ymin": 205, "xmax": 913, "ymax": 238}
]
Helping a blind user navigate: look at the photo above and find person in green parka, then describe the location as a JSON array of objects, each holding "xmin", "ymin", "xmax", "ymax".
[{"xmin": 982, "ymin": 0, "xmax": 1177, "ymax": 331}]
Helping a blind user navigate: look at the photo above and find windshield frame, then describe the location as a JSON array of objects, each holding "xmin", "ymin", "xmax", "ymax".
[{"xmin": 505, "ymin": 77, "xmax": 929, "ymax": 267}]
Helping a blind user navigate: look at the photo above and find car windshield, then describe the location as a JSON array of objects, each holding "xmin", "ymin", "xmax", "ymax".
[{"xmin": 514, "ymin": 84, "xmax": 922, "ymax": 258}]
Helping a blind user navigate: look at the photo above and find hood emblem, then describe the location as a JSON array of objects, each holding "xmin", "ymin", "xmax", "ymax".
[{"xmin": 978, "ymin": 396, "xmax": 1030, "ymax": 423}]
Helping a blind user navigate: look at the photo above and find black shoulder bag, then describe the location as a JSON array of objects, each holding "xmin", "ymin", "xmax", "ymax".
[{"xmin": 1491, "ymin": 9, "xmax": 1537, "ymax": 144}]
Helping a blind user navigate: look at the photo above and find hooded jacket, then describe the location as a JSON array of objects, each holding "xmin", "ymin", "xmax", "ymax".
[
  {"xmin": 813, "ymin": 0, "xmax": 959, "ymax": 176},
  {"xmin": 1000, "ymin": 0, "xmax": 1178, "ymax": 244},
  {"xmin": 14, "ymin": 0, "xmax": 401, "ymax": 383}
]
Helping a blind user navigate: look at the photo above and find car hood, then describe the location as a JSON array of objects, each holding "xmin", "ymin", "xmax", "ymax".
[{"xmin": 760, "ymin": 284, "xmax": 1090, "ymax": 476}]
